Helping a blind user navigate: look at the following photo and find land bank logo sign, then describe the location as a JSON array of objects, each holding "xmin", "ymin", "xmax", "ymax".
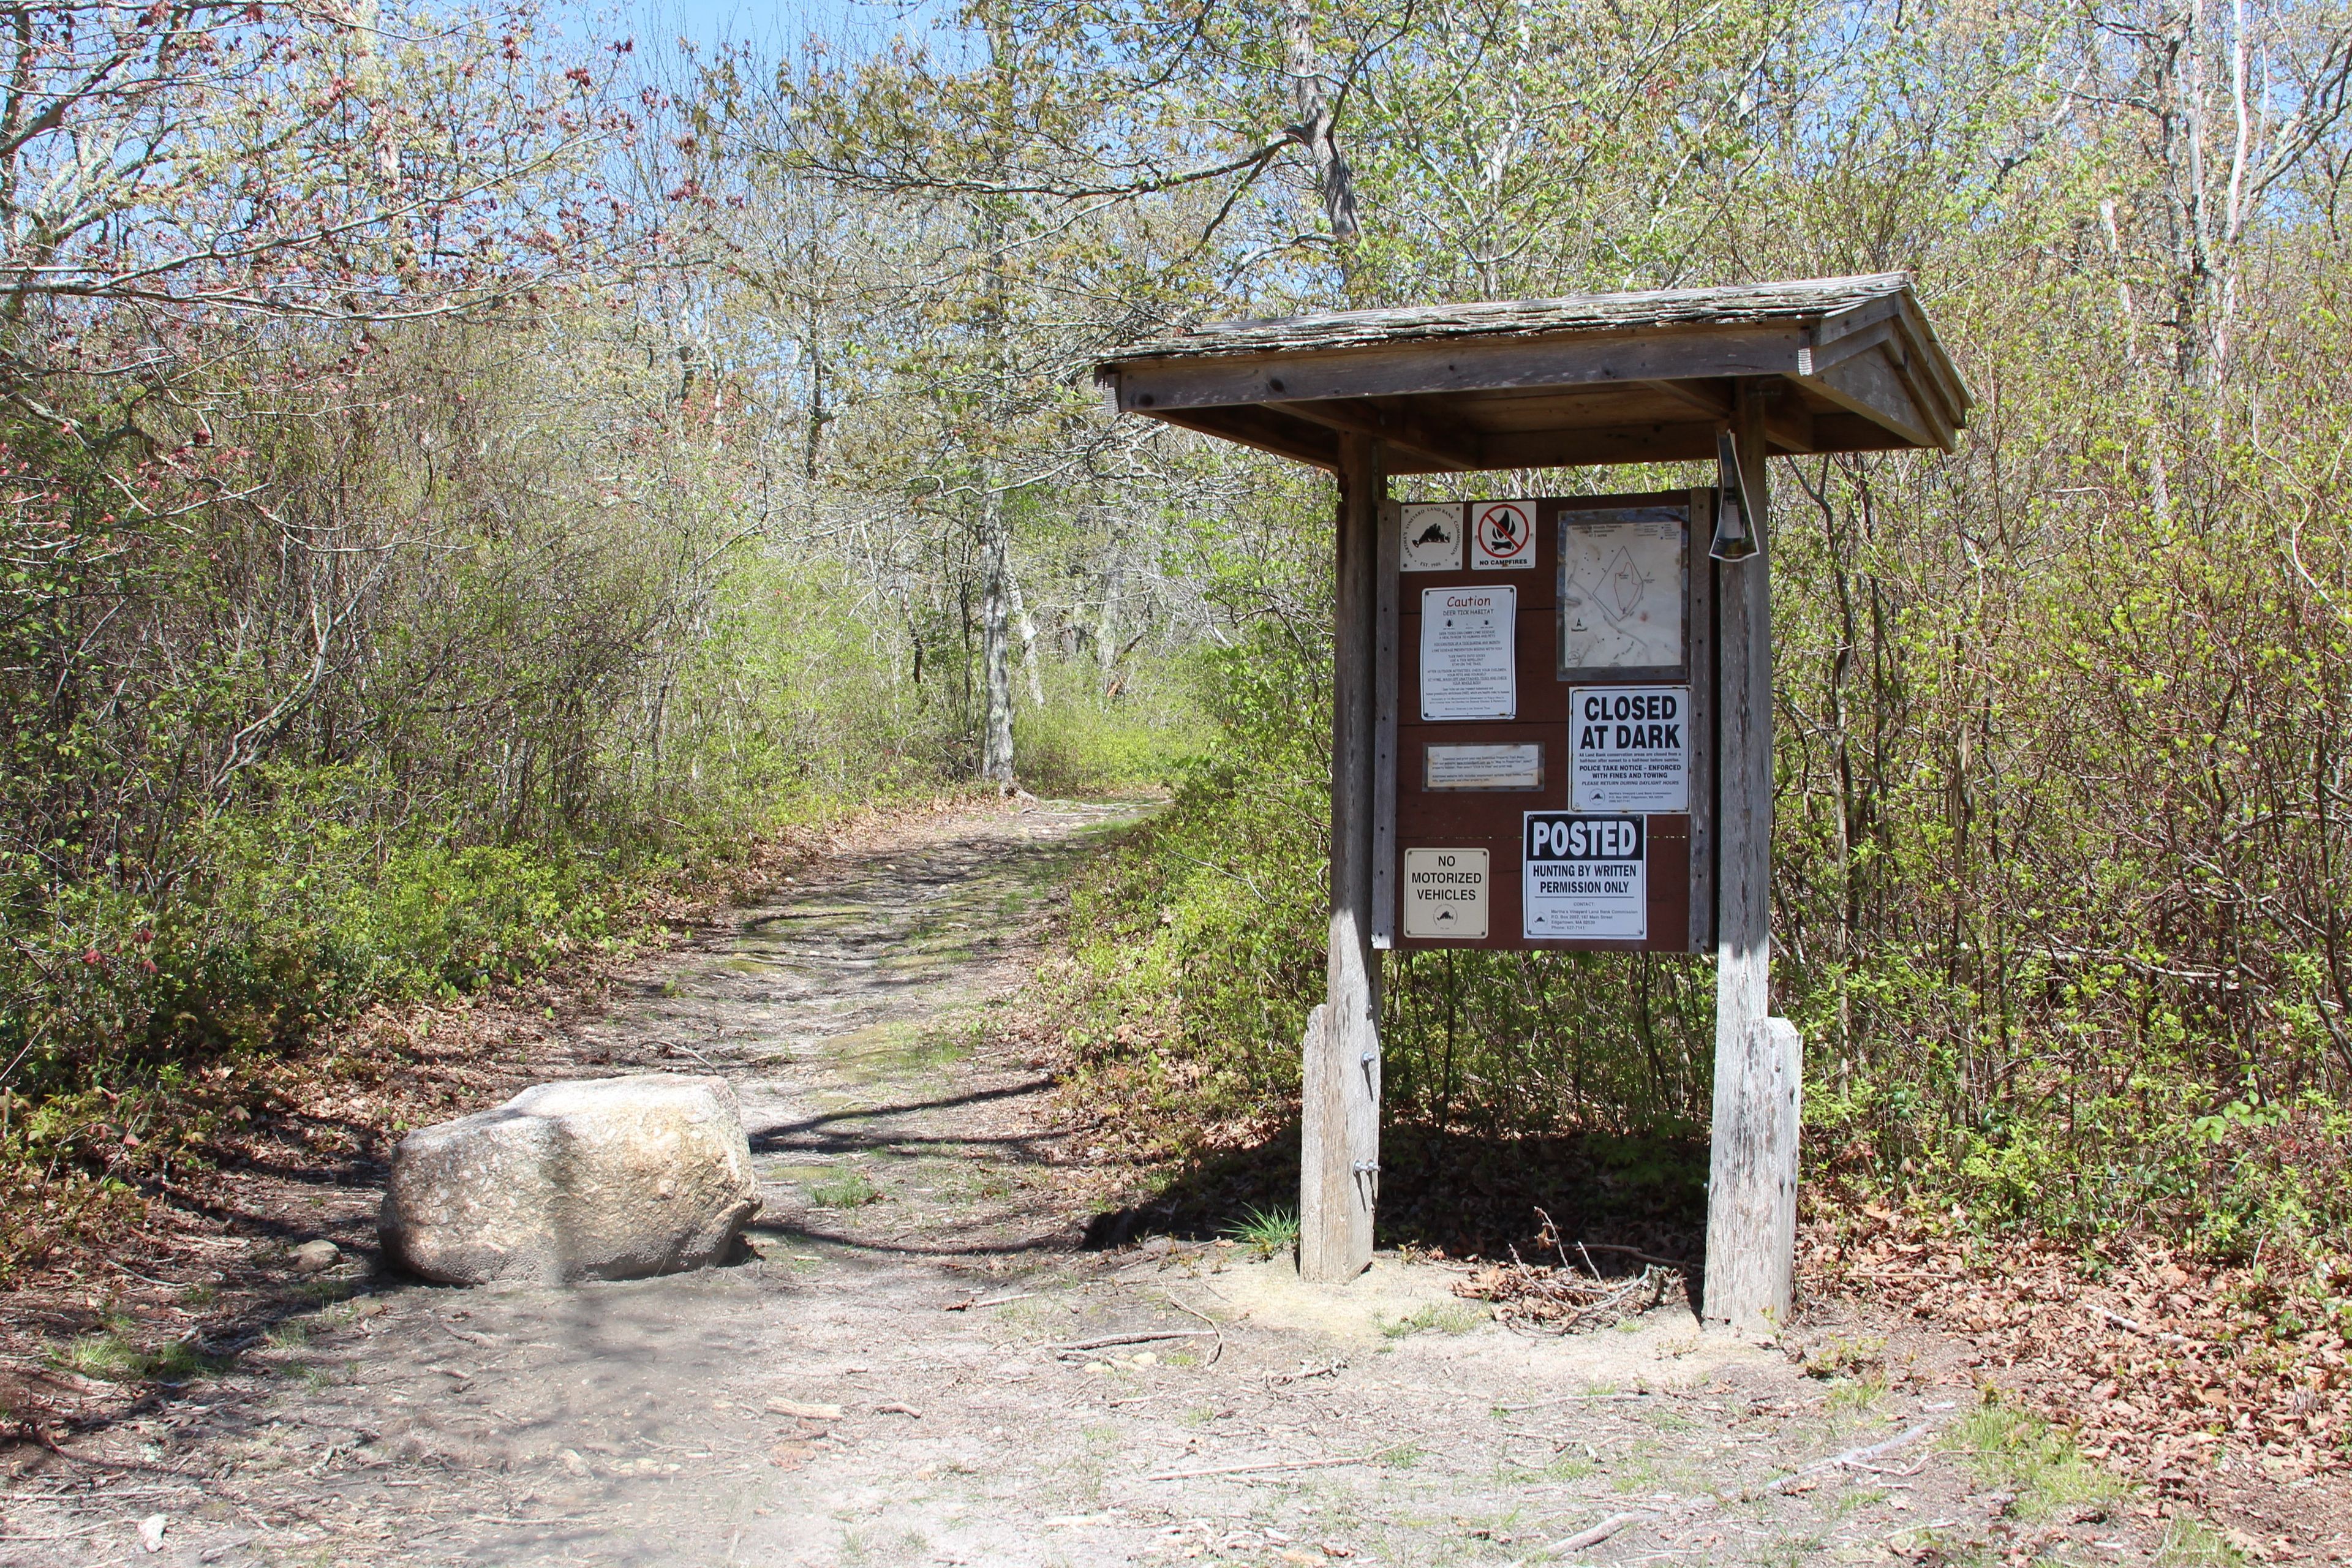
[
  {"xmin": 1398, "ymin": 502, "xmax": 1464, "ymax": 572},
  {"xmin": 1521, "ymin": 812, "xmax": 1646, "ymax": 940}
]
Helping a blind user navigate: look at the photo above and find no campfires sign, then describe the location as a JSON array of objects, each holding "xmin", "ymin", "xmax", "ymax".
[{"xmin": 1469, "ymin": 500, "xmax": 1534, "ymax": 570}]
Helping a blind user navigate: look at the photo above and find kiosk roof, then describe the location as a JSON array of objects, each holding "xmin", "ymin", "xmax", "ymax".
[{"xmin": 1093, "ymin": 273, "xmax": 1970, "ymax": 474}]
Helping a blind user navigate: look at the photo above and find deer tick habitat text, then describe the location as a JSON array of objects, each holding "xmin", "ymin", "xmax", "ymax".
[
  {"xmin": 1522, "ymin": 812, "xmax": 1647, "ymax": 941},
  {"xmin": 1569, "ymin": 685, "xmax": 1689, "ymax": 812}
]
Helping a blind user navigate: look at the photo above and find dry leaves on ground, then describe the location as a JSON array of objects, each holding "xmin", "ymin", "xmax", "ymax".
[{"xmin": 1804, "ymin": 1199, "xmax": 2350, "ymax": 1493}]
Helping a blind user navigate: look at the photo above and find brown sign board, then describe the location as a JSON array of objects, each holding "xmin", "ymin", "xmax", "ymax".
[{"xmin": 1376, "ymin": 489, "xmax": 1719, "ymax": 954}]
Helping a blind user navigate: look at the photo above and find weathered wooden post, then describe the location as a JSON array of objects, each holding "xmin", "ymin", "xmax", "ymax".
[
  {"xmin": 1301, "ymin": 432, "xmax": 1385, "ymax": 1283},
  {"xmin": 1702, "ymin": 384, "xmax": 1802, "ymax": 1334}
]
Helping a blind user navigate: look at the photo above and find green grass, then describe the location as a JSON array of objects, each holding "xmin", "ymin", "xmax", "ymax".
[
  {"xmin": 53, "ymin": 1328, "xmax": 224, "ymax": 1384},
  {"xmin": 809, "ymin": 1172, "xmax": 883, "ymax": 1207},
  {"xmin": 2156, "ymin": 1517, "xmax": 2247, "ymax": 1566},
  {"xmin": 1379, "ymin": 1301, "xmax": 1487, "ymax": 1338},
  {"xmin": 1942, "ymin": 1397, "xmax": 2130, "ymax": 1524},
  {"xmin": 1218, "ymin": 1203, "xmax": 1299, "ymax": 1260},
  {"xmin": 1825, "ymin": 1371, "xmax": 1891, "ymax": 1414}
]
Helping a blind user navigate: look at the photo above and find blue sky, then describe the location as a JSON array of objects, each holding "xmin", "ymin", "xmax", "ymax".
[{"xmin": 593, "ymin": 0, "xmax": 956, "ymax": 59}]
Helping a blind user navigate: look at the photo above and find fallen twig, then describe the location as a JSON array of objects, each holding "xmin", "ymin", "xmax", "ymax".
[
  {"xmin": 871, "ymin": 1403, "xmax": 922, "ymax": 1418},
  {"xmin": 1502, "ymin": 1428, "xmax": 1575, "ymax": 1448},
  {"xmin": 1575, "ymin": 1242, "xmax": 1694, "ymax": 1271},
  {"xmin": 767, "ymin": 1398, "xmax": 845, "ymax": 1421},
  {"xmin": 944, "ymin": 1291, "xmax": 1038, "ymax": 1312},
  {"xmin": 1163, "ymin": 1294, "xmax": 1225, "ymax": 1366},
  {"xmin": 1049, "ymin": 1330, "xmax": 1218, "ymax": 1357},
  {"xmin": 1494, "ymin": 1392, "xmax": 1648, "ymax": 1411},
  {"xmin": 1548, "ymin": 1510, "xmax": 1654, "ymax": 1551},
  {"xmin": 0, "ymin": 1521, "xmax": 118, "ymax": 1545},
  {"xmin": 1144, "ymin": 1444, "xmax": 1409, "ymax": 1482},
  {"xmin": 2086, "ymin": 1304, "xmax": 2201, "ymax": 1349},
  {"xmin": 1769, "ymin": 1423, "xmax": 1932, "ymax": 1493}
]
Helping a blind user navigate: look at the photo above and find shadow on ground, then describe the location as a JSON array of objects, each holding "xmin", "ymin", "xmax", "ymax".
[{"xmin": 1082, "ymin": 1120, "xmax": 1708, "ymax": 1278}]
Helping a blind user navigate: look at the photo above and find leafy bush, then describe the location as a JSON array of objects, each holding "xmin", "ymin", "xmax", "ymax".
[{"xmin": 1011, "ymin": 655, "xmax": 1209, "ymax": 797}]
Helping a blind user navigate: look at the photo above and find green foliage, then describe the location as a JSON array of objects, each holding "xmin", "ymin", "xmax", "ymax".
[
  {"xmin": 52, "ymin": 1321, "xmax": 226, "ymax": 1385},
  {"xmin": 1055, "ymin": 625, "xmax": 1334, "ymax": 1144},
  {"xmin": 1056, "ymin": 615, "xmax": 1719, "ymax": 1150},
  {"xmin": 1035, "ymin": 0, "xmax": 2352, "ymax": 1268},
  {"xmin": 0, "ymin": 319, "xmax": 987, "ymax": 1273},
  {"xmin": 2157, "ymin": 1517, "xmax": 2251, "ymax": 1567},
  {"xmin": 1944, "ymin": 1398, "xmax": 2131, "ymax": 1525},
  {"xmin": 1218, "ymin": 1203, "xmax": 1300, "ymax": 1260},
  {"xmin": 1011, "ymin": 655, "xmax": 1210, "ymax": 797},
  {"xmin": 810, "ymin": 1171, "xmax": 884, "ymax": 1208}
]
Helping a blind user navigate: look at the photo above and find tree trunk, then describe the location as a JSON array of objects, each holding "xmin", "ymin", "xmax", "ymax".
[
  {"xmin": 1008, "ymin": 568, "xmax": 1044, "ymax": 707},
  {"xmin": 978, "ymin": 480, "xmax": 1017, "ymax": 785},
  {"xmin": 1281, "ymin": 0, "xmax": 1362, "ymax": 282}
]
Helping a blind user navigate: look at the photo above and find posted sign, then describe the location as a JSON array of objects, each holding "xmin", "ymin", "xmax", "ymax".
[
  {"xmin": 1522, "ymin": 813, "xmax": 1646, "ymax": 941},
  {"xmin": 1570, "ymin": 686, "xmax": 1689, "ymax": 811}
]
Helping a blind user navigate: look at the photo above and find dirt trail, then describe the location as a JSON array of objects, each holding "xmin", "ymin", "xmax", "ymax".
[{"xmin": 1, "ymin": 804, "xmax": 2187, "ymax": 1567}]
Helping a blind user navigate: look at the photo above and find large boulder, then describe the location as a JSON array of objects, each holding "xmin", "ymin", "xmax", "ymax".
[{"xmin": 380, "ymin": 1074, "xmax": 761, "ymax": 1286}]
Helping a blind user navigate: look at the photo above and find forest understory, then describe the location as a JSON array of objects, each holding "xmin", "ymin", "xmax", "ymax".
[{"xmin": 0, "ymin": 801, "xmax": 2342, "ymax": 1566}]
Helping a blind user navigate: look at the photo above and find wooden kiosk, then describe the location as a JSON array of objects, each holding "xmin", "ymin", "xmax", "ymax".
[{"xmin": 1094, "ymin": 275, "xmax": 1969, "ymax": 1332}]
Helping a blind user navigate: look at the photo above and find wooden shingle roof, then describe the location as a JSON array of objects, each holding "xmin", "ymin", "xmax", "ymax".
[{"xmin": 1094, "ymin": 274, "xmax": 1970, "ymax": 474}]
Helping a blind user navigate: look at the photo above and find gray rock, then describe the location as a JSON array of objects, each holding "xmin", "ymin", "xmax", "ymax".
[
  {"xmin": 290, "ymin": 1238, "xmax": 341, "ymax": 1274},
  {"xmin": 379, "ymin": 1075, "xmax": 760, "ymax": 1286}
]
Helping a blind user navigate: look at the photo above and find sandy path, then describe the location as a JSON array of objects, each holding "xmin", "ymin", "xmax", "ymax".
[{"xmin": 0, "ymin": 804, "xmax": 2174, "ymax": 1566}]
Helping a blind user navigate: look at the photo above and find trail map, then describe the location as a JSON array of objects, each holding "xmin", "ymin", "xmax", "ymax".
[{"xmin": 1558, "ymin": 511, "xmax": 1684, "ymax": 675}]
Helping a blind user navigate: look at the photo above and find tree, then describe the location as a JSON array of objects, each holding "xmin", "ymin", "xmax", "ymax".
[{"xmin": 0, "ymin": 0, "xmax": 630, "ymax": 420}]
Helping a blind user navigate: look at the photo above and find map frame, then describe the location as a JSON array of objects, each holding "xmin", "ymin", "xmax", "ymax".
[{"xmin": 1555, "ymin": 503, "xmax": 1691, "ymax": 685}]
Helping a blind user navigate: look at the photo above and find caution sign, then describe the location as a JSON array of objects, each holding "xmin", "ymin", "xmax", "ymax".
[
  {"xmin": 1400, "ymin": 503, "xmax": 1463, "ymax": 572},
  {"xmin": 1403, "ymin": 848, "xmax": 1489, "ymax": 940},
  {"xmin": 1522, "ymin": 813, "xmax": 1646, "ymax": 941},
  {"xmin": 1469, "ymin": 500, "xmax": 1535, "ymax": 571},
  {"xmin": 1419, "ymin": 586, "xmax": 1517, "ymax": 720},
  {"xmin": 1569, "ymin": 686, "xmax": 1689, "ymax": 811}
]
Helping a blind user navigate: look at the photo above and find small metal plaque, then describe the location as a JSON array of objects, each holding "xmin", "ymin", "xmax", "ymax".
[{"xmin": 1424, "ymin": 742, "xmax": 1543, "ymax": 792}]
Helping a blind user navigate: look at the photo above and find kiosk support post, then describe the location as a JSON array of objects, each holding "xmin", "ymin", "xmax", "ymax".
[
  {"xmin": 1703, "ymin": 384, "xmax": 1802, "ymax": 1333},
  {"xmin": 1302, "ymin": 432, "xmax": 1385, "ymax": 1283}
]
